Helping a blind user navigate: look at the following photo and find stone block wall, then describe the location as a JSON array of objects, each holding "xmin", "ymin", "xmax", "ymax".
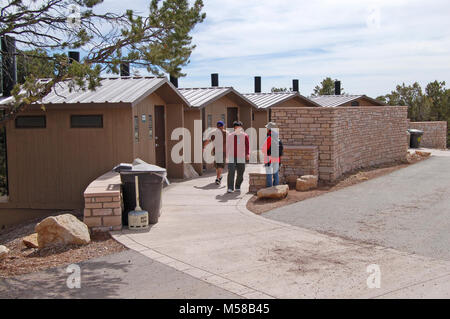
[
  {"xmin": 272, "ymin": 106, "xmax": 409, "ymax": 182},
  {"xmin": 249, "ymin": 172, "xmax": 267, "ymax": 193},
  {"xmin": 272, "ymin": 107, "xmax": 336, "ymax": 181},
  {"xmin": 333, "ymin": 107, "xmax": 408, "ymax": 178},
  {"xmin": 281, "ymin": 146, "xmax": 319, "ymax": 179},
  {"xmin": 83, "ymin": 171, "xmax": 123, "ymax": 232},
  {"xmin": 408, "ymin": 121, "xmax": 447, "ymax": 149}
]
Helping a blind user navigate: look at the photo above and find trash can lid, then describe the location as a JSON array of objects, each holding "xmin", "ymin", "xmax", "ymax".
[
  {"xmin": 408, "ymin": 129, "xmax": 424, "ymax": 134},
  {"xmin": 113, "ymin": 158, "xmax": 167, "ymax": 174}
]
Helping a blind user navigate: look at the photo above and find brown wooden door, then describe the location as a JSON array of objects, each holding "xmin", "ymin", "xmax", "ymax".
[
  {"xmin": 227, "ymin": 107, "xmax": 238, "ymax": 128},
  {"xmin": 154, "ymin": 105, "xmax": 166, "ymax": 168}
]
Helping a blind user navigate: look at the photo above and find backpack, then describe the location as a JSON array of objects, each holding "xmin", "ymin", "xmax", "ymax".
[
  {"xmin": 267, "ymin": 137, "xmax": 283, "ymax": 157},
  {"xmin": 278, "ymin": 138, "xmax": 284, "ymax": 157}
]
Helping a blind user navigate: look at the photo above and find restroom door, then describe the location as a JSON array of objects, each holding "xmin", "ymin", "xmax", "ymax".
[
  {"xmin": 154, "ymin": 105, "xmax": 166, "ymax": 168},
  {"xmin": 227, "ymin": 107, "xmax": 238, "ymax": 128}
]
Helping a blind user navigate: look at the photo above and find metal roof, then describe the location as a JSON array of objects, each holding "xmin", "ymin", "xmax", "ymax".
[
  {"xmin": 0, "ymin": 77, "xmax": 189, "ymax": 107},
  {"xmin": 243, "ymin": 92, "xmax": 320, "ymax": 109},
  {"xmin": 310, "ymin": 95, "xmax": 385, "ymax": 107},
  {"xmin": 178, "ymin": 87, "xmax": 257, "ymax": 109}
]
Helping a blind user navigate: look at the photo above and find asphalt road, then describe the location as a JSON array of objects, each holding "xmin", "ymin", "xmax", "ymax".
[
  {"xmin": 264, "ymin": 154, "xmax": 450, "ymax": 261},
  {"xmin": 0, "ymin": 250, "xmax": 240, "ymax": 299}
]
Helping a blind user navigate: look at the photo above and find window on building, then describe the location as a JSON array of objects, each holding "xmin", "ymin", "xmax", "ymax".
[
  {"xmin": 70, "ymin": 115, "xmax": 103, "ymax": 128},
  {"xmin": 221, "ymin": 114, "xmax": 225, "ymax": 123},
  {"xmin": 252, "ymin": 112, "xmax": 255, "ymax": 121},
  {"xmin": 207, "ymin": 114, "xmax": 212, "ymax": 128},
  {"xmin": 351, "ymin": 101, "xmax": 360, "ymax": 106},
  {"xmin": 148, "ymin": 114, "xmax": 153, "ymax": 139},
  {"xmin": 134, "ymin": 116, "xmax": 139, "ymax": 142},
  {"xmin": 15, "ymin": 116, "xmax": 46, "ymax": 128},
  {"xmin": 141, "ymin": 114, "xmax": 146, "ymax": 123}
]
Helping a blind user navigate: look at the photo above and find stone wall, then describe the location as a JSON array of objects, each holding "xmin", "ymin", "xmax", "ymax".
[
  {"xmin": 83, "ymin": 171, "xmax": 122, "ymax": 232},
  {"xmin": 281, "ymin": 146, "xmax": 319, "ymax": 179},
  {"xmin": 272, "ymin": 108, "xmax": 336, "ymax": 181},
  {"xmin": 272, "ymin": 106, "xmax": 408, "ymax": 182},
  {"xmin": 333, "ymin": 107, "xmax": 408, "ymax": 179},
  {"xmin": 408, "ymin": 121, "xmax": 447, "ymax": 149},
  {"xmin": 249, "ymin": 171, "xmax": 267, "ymax": 193}
]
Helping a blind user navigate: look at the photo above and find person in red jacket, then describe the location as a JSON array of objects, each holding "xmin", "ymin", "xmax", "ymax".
[
  {"xmin": 262, "ymin": 122, "xmax": 281, "ymax": 187},
  {"xmin": 226, "ymin": 121, "xmax": 249, "ymax": 193}
]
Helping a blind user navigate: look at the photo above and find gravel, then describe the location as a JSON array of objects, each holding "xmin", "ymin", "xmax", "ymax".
[{"xmin": 0, "ymin": 215, "xmax": 126, "ymax": 278}]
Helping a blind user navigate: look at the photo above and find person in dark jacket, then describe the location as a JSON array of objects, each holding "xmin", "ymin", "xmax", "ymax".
[{"xmin": 262, "ymin": 122, "xmax": 281, "ymax": 187}]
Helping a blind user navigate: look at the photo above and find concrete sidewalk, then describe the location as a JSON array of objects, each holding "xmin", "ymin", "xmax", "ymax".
[{"xmin": 112, "ymin": 162, "xmax": 450, "ymax": 299}]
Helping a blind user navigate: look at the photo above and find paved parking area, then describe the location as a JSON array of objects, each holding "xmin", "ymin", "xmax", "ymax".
[{"xmin": 264, "ymin": 150, "xmax": 450, "ymax": 261}]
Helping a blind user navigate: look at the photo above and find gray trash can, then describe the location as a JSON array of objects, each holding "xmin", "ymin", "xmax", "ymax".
[
  {"xmin": 114, "ymin": 159, "xmax": 168, "ymax": 225},
  {"xmin": 408, "ymin": 129, "xmax": 424, "ymax": 148}
]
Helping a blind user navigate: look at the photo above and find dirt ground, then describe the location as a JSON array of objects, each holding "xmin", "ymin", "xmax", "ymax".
[
  {"xmin": 0, "ymin": 215, "xmax": 126, "ymax": 278},
  {"xmin": 247, "ymin": 156, "xmax": 428, "ymax": 215}
]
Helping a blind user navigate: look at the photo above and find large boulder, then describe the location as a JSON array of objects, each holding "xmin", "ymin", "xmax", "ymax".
[
  {"xmin": 35, "ymin": 214, "xmax": 91, "ymax": 249},
  {"xmin": 0, "ymin": 245, "xmax": 9, "ymax": 260},
  {"xmin": 296, "ymin": 175, "xmax": 318, "ymax": 192},
  {"xmin": 257, "ymin": 185, "xmax": 289, "ymax": 200},
  {"xmin": 23, "ymin": 233, "xmax": 39, "ymax": 249}
]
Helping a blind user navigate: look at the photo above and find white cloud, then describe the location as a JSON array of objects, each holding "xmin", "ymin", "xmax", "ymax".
[
  {"xmin": 179, "ymin": 0, "xmax": 450, "ymax": 96},
  {"xmin": 99, "ymin": 0, "xmax": 450, "ymax": 96}
]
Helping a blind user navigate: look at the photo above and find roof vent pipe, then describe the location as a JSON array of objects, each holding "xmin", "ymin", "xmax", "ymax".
[
  {"xmin": 254, "ymin": 76, "xmax": 261, "ymax": 93},
  {"xmin": 120, "ymin": 62, "xmax": 130, "ymax": 77},
  {"xmin": 211, "ymin": 73, "xmax": 219, "ymax": 87},
  {"xmin": 334, "ymin": 81, "xmax": 341, "ymax": 95},
  {"xmin": 1, "ymin": 35, "xmax": 17, "ymax": 97},
  {"xmin": 292, "ymin": 79, "xmax": 299, "ymax": 92},
  {"xmin": 68, "ymin": 51, "xmax": 80, "ymax": 63},
  {"xmin": 170, "ymin": 75, "xmax": 178, "ymax": 88}
]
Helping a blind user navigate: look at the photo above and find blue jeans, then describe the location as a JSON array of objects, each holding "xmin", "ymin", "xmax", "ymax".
[{"xmin": 265, "ymin": 162, "xmax": 280, "ymax": 187}]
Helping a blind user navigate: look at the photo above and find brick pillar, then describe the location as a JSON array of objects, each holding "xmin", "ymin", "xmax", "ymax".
[{"xmin": 83, "ymin": 171, "xmax": 123, "ymax": 232}]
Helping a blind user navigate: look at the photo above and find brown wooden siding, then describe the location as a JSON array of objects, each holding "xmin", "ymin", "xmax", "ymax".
[
  {"xmin": 1, "ymin": 105, "xmax": 133, "ymax": 210},
  {"xmin": 166, "ymin": 103, "xmax": 185, "ymax": 179},
  {"xmin": 204, "ymin": 95, "xmax": 253, "ymax": 130},
  {"xmin": 184, "ymin": 109, "xmax": 202, "ymax": 175},
  {"xmin": 252, "ymin": 110, "xmax": 269, "ymax": 148},
  {"xmin": 132, "ymin": 93, "xmax": 166, "ymax": 164}
]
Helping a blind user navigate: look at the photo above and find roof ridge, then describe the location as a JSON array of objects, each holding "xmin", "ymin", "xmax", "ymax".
[
  {"xmin": 243, "ymin": 92, "xmax": 296, "ymax": 95},
  {"xmin": 37, "ymin": 76, "xmax": 165, "ymax": 81},
  {"xmin": 178, "ymin": 87, "xmax": 232, "ymax": 90},
  {"xmin": 312, "ymin": 94, "xmax": 362, "ymax": 98}
]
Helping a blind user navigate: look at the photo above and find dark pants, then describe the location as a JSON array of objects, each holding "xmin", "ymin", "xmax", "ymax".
[{"xmin": 227, "ymin": 160, "xmax": 246, "ymax": 190}]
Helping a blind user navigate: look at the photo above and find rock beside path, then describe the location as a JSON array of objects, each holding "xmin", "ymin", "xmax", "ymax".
[
  {"xmin": 257, "ymin": 185, "xmax": 289, "ymax": 200},
  {"xmin": 296, "ymin": 175, "xmax": 318, "ymax": 192},
  {"xmin": 23, "ymin": 233, "xmax": 39, "ymax": 249},
  {"xmin": 35, "ymin": 214, "xmax": 91, "ymax": 249},
  {"xmin": 416, "ymin": 151, "xmax": 431, "ymax": 157}
]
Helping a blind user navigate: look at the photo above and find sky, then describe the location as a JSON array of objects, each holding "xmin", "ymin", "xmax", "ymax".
[{"xmin": 100, "ymin": 0, "xmax": 450, "ymax": 97}]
